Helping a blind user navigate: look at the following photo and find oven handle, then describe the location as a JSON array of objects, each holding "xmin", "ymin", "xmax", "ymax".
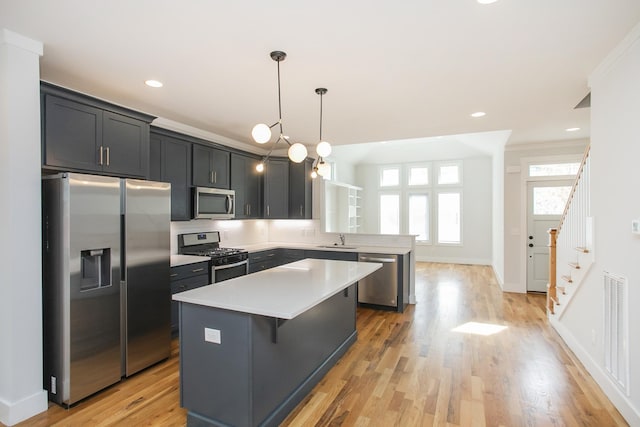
[{"xmin": 213, "ymin": 259, "xmax": 249, "ymax": 271}]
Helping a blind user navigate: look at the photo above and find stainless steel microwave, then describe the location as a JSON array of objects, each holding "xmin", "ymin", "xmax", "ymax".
[{"xmin": 193, "ymin": 187, "xmax": 235, "ymax": 219}]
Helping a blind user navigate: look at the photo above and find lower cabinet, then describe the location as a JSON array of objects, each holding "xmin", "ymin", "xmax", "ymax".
[
  {"xmin": 170, "ymin": 261, "xmax": 210, "ymax": 335},
  {"xmin": 248, "ymin": 249, "xmax": 280, "ymax": 274},
  {"xmin": 304, "ymin": 250, "xmax": 358, "ymax": 261}
]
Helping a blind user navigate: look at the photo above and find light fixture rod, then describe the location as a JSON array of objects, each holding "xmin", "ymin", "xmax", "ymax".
[{"xmin": 315, "ymin": 88, "xmax": 327, "ymax": 141}]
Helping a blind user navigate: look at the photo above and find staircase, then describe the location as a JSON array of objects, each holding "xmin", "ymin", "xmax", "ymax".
[{"xmin": 547, "ymin": 145, "xmax": 593, "ymax": 316}]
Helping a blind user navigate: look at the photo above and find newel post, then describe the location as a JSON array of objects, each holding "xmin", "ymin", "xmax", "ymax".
[{"xmin": 547, "ymin": 228, "xmax": 558, "ymax": 314}]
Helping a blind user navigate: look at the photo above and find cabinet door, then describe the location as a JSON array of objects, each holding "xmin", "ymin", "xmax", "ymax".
[
  {"xmin": 192, "ymin": 145, "xmax": 230, "ymax": 189},
  {"xmin": 264, "ymin": 158, "xmax": 289, "ymax": 218},
  {"xmin": 210, "ymin": 147, "xmax": 230, "ymax": 189},
  {"xmin": 192, "ymin": 144, "xmax": 213, "ymax": 187},
  {"xmin": 231, "ymin": 153, "xmax": 262, "ymax": 219},
  {"xmin": 163, "ymin": 137, "xmax": 192, "ymax": 221},
  {"xmin": 150, "ymin": 132, "xmax": 192, "ymax": 221},
  {"xmin": 289, "ymin": 158, "xmax": 313, "ymax": 219},
  {"xmin": 43, "ymin": 95, "xmax": 102, "ymax": 172},
  {"xmin": 102, "ymin": 111, "xmax": 149, "ymax": 177}
]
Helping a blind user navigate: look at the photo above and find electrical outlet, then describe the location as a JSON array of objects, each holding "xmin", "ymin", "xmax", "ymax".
[
  {"xmin": 204, "ymin": 327, "xmax": 221, "ymax": 344},
  {"xmin": 51, "ymin": 376, "xmax": 57, "ymax": 394}
]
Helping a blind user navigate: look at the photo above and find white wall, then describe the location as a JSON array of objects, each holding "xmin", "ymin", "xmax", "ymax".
[
  {"xmin": 552, "ymin": 22, "xmax": 640, "ymax": 425},
  {"xmin": 502, "ymin": 139, "xmax": 588, "ymax": 293},
  {"xmin": 491, "ymin": 147, "xmax": 505, "ymax": 286},
  {"xmin": 355, "ymin": 156, "xmax": 493, "ymax": 265},
  {"xmin": 0, "ymin": 30, "xmax": 48, "ymax": 426}
]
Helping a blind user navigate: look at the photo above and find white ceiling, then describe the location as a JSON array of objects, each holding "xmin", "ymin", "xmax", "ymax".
[{"xmin": 2, "ymin": 0, "xmax": 640, "ymax": 156}]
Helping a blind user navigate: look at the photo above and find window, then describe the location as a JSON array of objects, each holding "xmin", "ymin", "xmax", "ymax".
[
  {"xmin": 437, "ymin": 163, "xmax": 461, "ymax": 185},
  {"xmin": 438, "ymin": 192, "xmax": 461, "ymax": 244},
  {"xmin": 533, "ymin": 186, "xmax": 572, "ymax": 215},
  {"xmin": 529, "ymin": 163, "xmax": 580, "ymax": 177},
  {"xmin": 379, "ymin": 194, "xmax": 400, "ymax": 234},
  {"xmin": 408, "ymin": 166, "xmax": 429, "ymax": 186},
  {"xmin": 377, "ymin": 161, "xmax": 463, "ymax": 244},
  {"xmin": 380, "ymin": 167, "xmax": 400, "ymax": 187},
  {"xmin": 408, "ymin": 193, "xmax": 429, "ymax": 241}
]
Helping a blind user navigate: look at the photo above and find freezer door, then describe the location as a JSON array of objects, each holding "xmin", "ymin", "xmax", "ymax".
[
  {"xmin": 43, "ymin": 173, "xmax": 122, "ymax": 405},
  {"xmin": 122, "ymin": 179, "xmax": 171, "ymax": 376}
]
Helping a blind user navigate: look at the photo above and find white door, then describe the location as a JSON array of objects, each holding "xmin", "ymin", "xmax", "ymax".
[{"xmin": 526, "ymin": 180, "xmax": 573, "ymax": 292}]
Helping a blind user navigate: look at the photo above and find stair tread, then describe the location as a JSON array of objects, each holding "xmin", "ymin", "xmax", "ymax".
[
  {"xmin": 568, "ymin": 262, "xmax": 581, "ymax": 269},
  {"xmin": 561, "ymin": 275, "xmax": 573, "ymax": 283},
  {"xmin": 575, "ymin": 247, "xmax": 590, "ymax": 253}
]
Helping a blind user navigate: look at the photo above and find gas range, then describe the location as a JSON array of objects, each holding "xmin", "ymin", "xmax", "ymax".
[{"xmin": 177, "ymin": 232, "xmax": 249, "ymax": 282}]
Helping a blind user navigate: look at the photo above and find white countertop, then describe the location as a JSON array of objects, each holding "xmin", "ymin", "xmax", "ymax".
[
  {"xmin": 238, "ymin": 242, "xmax": 411, "ymax": 255},
  {"xmin": 172, "ymin": 258, "xmax": 381, "ymax": 319},
  {"xmin": 171, "ymin": 254, "xmax": 211, "ymax": 267}
]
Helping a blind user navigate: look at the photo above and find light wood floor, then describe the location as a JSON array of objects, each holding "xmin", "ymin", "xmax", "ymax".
[{"xmin": 14, "ymin": 263, "xmax": 627, "ymax": 426}]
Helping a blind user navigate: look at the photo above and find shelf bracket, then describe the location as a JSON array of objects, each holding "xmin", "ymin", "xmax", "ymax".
[{"xmin": 271, "ymin": 317, "xmax": 288, "ymax": 344}]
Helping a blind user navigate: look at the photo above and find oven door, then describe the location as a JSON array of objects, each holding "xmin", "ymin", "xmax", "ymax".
[{"xmin": 213, "ymin": 260, "xmax": 249, "ymax": 283}]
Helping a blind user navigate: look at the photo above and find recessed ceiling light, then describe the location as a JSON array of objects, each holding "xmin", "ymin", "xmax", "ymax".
[
  {"xmin": 565, "ymin": 127, "xmax": 580, "ymax": 132},
  {"xmin": 471, "ymin": 111, "xmax": 486, "ymax": 118},
  {"xmin": 477, "ymin": 0, "xmax": 498, "ymax": 4},
  {"xmin": 145, "ymin": 79, "xmax": 163, "ymax": 88}
]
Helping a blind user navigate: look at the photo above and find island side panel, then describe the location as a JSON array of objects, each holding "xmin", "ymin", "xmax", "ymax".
[
  {"xmin": 251, "ymin": 284, "xmax": 357, "ymax": 426},
  {"xmin": 179, "ymin": 303, "xmax": 253, "ymax": 427}
]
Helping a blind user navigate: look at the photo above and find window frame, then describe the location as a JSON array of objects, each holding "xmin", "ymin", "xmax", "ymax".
[
  {"xmin": 435, "ymin": 160, "xmax": 463, "ymax": 186},
  {"xmin": 436, "ymin": 189, "xmax": 463, "ymax": 245}
]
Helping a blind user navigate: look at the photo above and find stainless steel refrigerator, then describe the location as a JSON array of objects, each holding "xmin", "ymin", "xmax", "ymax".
[{"xmin": 42, "ymin": 173, "xmax": 171, "ymax": 406}]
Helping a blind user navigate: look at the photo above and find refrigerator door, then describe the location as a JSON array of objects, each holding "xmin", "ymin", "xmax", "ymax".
[
  {"xmin": 42, "ymin": 173, "xmax": 122, "ymax": 405},
  {"xmin": 121, "ymin": 179, "xmax": 171, "ymax": 376}
]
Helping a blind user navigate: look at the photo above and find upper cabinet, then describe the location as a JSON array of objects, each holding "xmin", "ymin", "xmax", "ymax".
[
  {"xmin": 41, "ymin": 83, "xmax": 154, "ymax": 178},
  {"xmin": 231, "ymin": 153, "xmax": 262, "ymax": 219},
  {"xmin": 192, "ymin": 144, "xmax": 230, "ymax": 189},
  {"xmin": 149, "ymin": 128, "xmax": 192, "ymax": 221},
  {"xmin": 263, "ymin": 158, "xmax": 289, "ymax": 219},
  {"xmin": 289, "ymin": 158, "xmax": 313, "ymax": 219}
]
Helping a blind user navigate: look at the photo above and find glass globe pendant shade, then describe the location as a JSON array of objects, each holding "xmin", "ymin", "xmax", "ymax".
[
  {"xmin": 288, "ymin": 143, "xmax": 308, "ymax": 163},
  {"xmin": 252, "ymin": 123, "xmax": 271, "ymax": 144},
  {"xmin": 311, "ymin": 169, "xmax": 318, "ymax": 179},
  {"xmin": 256, "ymin": 162, "xmax": 265, "ymax": 172},
  {"xmin": 316, "ymin": 141, "xmax": 332, "ymax": 158},
  {"xmin": 317, "ymin": 161, "xmax": 330, "ymax": 177}
]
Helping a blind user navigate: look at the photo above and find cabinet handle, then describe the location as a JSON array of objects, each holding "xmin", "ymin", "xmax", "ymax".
[
  {"xmin": 267, "ymin": 205, "xmax": 270, "ymax": 217},
  {"xmin": 105, "ymin": 147, "xmax": 110, "ymax": 166},
  {"xmin": 99, "ymin": 146, "xmax": 104, "ymax": 165},
  {"xmin": 170, "ymin": 273, "xmax": 178, "ymax": 278},
  {"xmin": 300, "ymin": 205, "xmax": 303, "ymax": 216},
  {"xmin": 214, "ymin": 171, "xmax": 217, "ymax": 183},
  {"xmin": 210, "ymin": 171, "xmax": 214, "ymax": 183},
  {"xmin": 267, "ymin": 253, "xmax": 276, "ymax": 257},
  {"xmin": 191, "ymin": 268, "xmax": 205, "ymax": 273}
]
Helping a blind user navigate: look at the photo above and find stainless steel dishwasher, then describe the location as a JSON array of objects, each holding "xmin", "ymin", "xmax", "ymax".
[{"xmin": 358, "ymin": 253, "xmax": 398, "ymax": 307}]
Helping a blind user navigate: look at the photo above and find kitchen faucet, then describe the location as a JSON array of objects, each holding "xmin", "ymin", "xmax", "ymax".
[{"xmin": 339, "ymin": 233, "xmax": 345, "ymax": 246}]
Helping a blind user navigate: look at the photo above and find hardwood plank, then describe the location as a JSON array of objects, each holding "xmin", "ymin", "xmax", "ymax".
[{"xmin": 16, "ymin": 263, "xmax": 628, "ymax": 427}]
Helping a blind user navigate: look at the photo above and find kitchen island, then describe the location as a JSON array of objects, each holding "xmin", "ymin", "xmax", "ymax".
[{"xmin": 172, "ymin": 258, "xmax": 381, "ymax": 427}]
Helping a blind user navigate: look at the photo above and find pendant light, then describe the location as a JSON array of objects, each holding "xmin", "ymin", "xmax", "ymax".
[
  {"xmin": 312, "ymin": 88, "xmax": 332, "ymax": 178},
  {"xmin": 252, "ymin": 51, "xmax": 308, "ymax": 171}
]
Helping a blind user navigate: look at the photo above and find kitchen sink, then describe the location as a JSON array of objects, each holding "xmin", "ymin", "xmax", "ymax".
[{"xmin": 317, "ymin": 245, "xmax": 358, "ymax": 250}]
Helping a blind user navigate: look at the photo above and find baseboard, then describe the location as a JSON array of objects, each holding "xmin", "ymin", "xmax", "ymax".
[
  {"xmin": 549, "ymin": 316, "xmax": 640, "ymax": 426},
  {"xmin": 414, "ymin": 256, "xmax": 491, "ymax": 265},
  {"xmin": 0, "ymin": 390, "xmax": 48, "ymax": 426}
]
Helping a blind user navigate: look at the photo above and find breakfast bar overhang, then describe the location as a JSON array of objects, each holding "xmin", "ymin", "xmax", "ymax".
[{"xmin": 172, "ymin": 258, "xmax": 382, "ymax": 427}]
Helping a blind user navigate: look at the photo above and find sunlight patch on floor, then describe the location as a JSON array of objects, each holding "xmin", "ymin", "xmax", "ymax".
[{"xmin": 452, "ymin": 321, "xmax": 508, "ymax": 336}]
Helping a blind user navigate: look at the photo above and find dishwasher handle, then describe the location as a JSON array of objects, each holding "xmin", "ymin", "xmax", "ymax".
[{"xmin": 359, "ymin": 256, "xmax": 396, "ymax": 263}]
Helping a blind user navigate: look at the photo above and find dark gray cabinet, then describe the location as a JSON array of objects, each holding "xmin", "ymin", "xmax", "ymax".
[
  {"xmin": 231, "ymin": 153, "xmax": 262, "ymax": 219},
  {"xmin": 263, "ymin": 158, "xmax": 289, "ymax": 219},
  {"xmin": 304, "ymin": 250, "xmax": 358, "ymax": 261},
  {"xmin": 149, "ymin": 128, "xmax": 192, "ymax": 221},
  {"xmin": 170, "ymin": 261, "xmax": 210, "ymax": 334},
  {"xmin": 248, "ymin": 249, "xmax": 280, "ymax": 273},
  {"xmin": 41, "ymin": 83, "xmax": 154, "ymax": 178},
  {"xmin": 193, "ymin": 144, "xmax": 230, "ymax": 189},
  {"xmin": 289, "ymin": 158, "xmax": 313, "ymax": 219}
]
